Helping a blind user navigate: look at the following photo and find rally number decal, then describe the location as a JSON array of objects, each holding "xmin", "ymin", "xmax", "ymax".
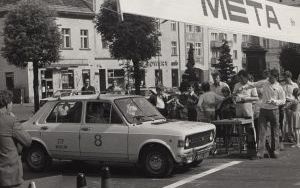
[{"xmin": 94, "ymin": 134, "xmax": 102, "ymax": 147}]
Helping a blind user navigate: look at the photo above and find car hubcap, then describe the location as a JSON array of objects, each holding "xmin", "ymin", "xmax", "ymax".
[
  {"xmin": 149, "ymin": 154, "xmax": 163, "ymax": 170},
  {"xmin": 30, "ymin": 152, "xmax": 42, "ymax": 166}
]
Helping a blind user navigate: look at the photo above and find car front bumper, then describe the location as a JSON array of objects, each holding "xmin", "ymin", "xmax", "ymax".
[{"xmin": 176, "ymin": 142, "xmax": 216, "ymax": 164}]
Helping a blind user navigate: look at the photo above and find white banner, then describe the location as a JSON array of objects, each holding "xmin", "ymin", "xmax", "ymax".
[{"xmin": 119, "ymin": 0, "xmax": 300, "ymax": 44}]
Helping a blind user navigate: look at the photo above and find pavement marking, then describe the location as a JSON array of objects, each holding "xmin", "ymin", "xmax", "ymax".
[{"xmin": 162, "ymin": 161, "xmax": 242, "ymax": 188}]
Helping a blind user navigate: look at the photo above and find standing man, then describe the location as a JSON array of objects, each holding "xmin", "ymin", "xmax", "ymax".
[
  {"xmin": 233, "ymin": 70, "xmax": 259, "ymax": 151},
  {"xmin": 81, "ymin": 78, "xmax": 96, "ymax": 95},
  {"xmin": 281, "ymin": 71, "xmax": 298, "ymax": 142},
  {"xmin": 0, "ymin": 90, "xmax": 32, "ymax": 188},
  {"xmin": 210, "ymin": 71, "xmax": 230, "ymax": 119},
  {"xmin": 149, "ymin": 85, "xmax": 168, "ymax": 117},
  {"xmin": 254, "ymin": 69, "xmax": 286, "ymax": 159}
]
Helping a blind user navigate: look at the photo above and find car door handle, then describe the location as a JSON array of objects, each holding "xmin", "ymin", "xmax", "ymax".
[
  {"xmin": 41, "ymin": 126, "xmax": 48, "ymax": 130},
  {"xmin": 81, "ymin": 127, "xmax": 91, "ymax": 131}
]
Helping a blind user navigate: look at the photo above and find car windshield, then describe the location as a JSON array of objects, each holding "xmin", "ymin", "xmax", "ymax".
[{"xmin": 115, "ymin": 97, "xmax": 165, "ymax": 124}]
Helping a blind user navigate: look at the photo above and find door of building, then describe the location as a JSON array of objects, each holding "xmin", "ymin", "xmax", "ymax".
[
  {"xmin": 99, "ymin": 69, "xmax": 106, "ymax": 92},
  {"xmin": 171, "ymin": 69, "xmax": 179, "ymax": 87}
]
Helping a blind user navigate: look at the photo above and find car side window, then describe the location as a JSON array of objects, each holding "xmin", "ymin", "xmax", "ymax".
[
  {"xmin": 46, "ymin": 101, "xmax": 82, "ymax": 123},
  {"xmin": 110, "ymin": 107, "xmax": 123, "ymax": 124},
  {"xmin": 86, "ymin": 102, "xmax": 111, "ymax": 124}
]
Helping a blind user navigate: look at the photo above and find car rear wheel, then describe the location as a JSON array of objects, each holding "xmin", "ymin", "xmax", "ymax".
[
  {"xmin": 24, "ymin": 145, "xmax": 51, "ymax": 172},
  {"xmin": 142, "ymin": 147, "xmax": 174, "ymax": 178}
]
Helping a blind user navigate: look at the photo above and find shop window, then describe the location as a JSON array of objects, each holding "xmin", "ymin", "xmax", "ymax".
[
  {"xmin": 107, "ymin": 69, "xmax": 125, "ymax": 88},
  {"xmin": 62, "ymin": 28, "xmax": 71, "ymax": 48},
  {"xmin": 80, "ymin": 29, "xmax": 89, "ymax": 49},
  {"xmin": 41, "ymin": 69, "xmax": 53, "ymax": 98},
  {"xmin": 5, "ymin": 72, "xmax": 14, "ymax": 90},
  {"xmin": 62, "ymin": 70, "xmax": 74, "ymax": 89}
]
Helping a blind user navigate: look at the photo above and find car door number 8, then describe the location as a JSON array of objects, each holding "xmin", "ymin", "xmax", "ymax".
[{"xmin": 94, "ymin": 134, "xmax": 102, "ymax": 147}]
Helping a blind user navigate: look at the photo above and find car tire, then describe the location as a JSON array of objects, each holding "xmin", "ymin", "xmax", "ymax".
[
  {"xmin": 142, "ymin": 147, "xmax": 174, "ymax": 178},
  {"xmin": 24, "ymin": 145, "xmax": 51, "ymax": 172}
]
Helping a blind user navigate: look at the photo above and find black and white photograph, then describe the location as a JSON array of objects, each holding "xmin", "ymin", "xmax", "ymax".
[{"xmin": 0, "ymin": 0, "xmax": 300, "ymax": 187}]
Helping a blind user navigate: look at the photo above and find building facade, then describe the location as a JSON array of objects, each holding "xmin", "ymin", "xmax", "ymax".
[{"xmin": 3, "ymin": 0, "xmax": 292, "ymax": 103}]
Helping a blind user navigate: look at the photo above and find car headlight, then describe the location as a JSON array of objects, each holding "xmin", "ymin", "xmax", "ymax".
[
  {"xmin": 185, "ymin": 138, "xmax": 191, "ymax": 148},
  {"xmin": 209, "ymin": 131, "xmax": 214, "ymax": 141}
]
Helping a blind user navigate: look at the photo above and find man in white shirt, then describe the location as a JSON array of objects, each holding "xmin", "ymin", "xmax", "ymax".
[
  {"xmin": 233, "ymin": 70, "xmax": 259, "ymax": 150},
  {"xmin": 210, "ymin": 71, "xmax": 230, "ymax": 96},
  {"xmin": 252, "ymin": 69, "xmax": 286, "ymax": 159}
]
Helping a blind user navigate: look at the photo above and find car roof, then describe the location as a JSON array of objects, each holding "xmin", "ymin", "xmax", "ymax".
[{"xmin": 53, "ymin": 93, "xmax": 142, "ymax": 101}]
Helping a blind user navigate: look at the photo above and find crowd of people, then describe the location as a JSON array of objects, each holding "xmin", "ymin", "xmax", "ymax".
[{"xmin": 148, "ymin": 68, "xmax": 300, "ymax": 159}]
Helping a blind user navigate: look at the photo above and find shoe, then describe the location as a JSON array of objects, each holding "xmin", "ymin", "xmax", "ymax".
[{"xmin": 291, "ymin": 144, "xmax": 297, "ymax": 148}]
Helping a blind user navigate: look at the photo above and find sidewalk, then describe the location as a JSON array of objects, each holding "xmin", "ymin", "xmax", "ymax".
[{"xmin": 12, "ymin": 103, "xmax": 34, "ymax": 122}]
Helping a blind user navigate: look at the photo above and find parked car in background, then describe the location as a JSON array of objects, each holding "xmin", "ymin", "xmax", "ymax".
[
  {"xmin": 22, "ymin": 94, "xmax": 216, "ymax": 177},
  {"xmin": 39, "ymin": 89, "xmax": 76, "ymax": 107}
]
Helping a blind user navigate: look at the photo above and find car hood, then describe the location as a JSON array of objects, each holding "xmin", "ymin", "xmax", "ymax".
[{"xmin": 139, "ymin": 120, "xmax": 215, "ymax": 136}]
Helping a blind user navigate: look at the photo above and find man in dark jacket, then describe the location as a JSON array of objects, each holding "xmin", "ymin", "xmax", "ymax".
[{"xmin": 0, "ymin": 90, "xmax": 32, "ymax": 188}]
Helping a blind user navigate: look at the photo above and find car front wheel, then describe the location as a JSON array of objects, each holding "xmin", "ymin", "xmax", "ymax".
[
  {"xmin": 142, "ymin": 147, "xmax": 174, "ymax": 178},
  {"xmin": 24, "ymin": 145, "xmax": 51, "ymax": 172}
]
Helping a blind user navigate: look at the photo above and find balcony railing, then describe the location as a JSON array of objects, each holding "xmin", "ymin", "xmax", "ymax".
[
  {"xmin": 210, "ymin": 40, "xmax": 223, "ymax": 48},
  {"xmin": 241, "ymin": 42, "xmax": 251, "ymax": 48}
]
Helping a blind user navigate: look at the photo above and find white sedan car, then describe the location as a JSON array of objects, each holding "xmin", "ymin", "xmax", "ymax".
[{"xmin": 22, "ymin": 94, "xmax": 216, "ymax": 177}]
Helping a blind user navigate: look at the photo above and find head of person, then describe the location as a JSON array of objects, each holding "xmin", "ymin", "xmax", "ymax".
[
  {"xmin": 248, "ymin": 74, "xmax": 254, "ymax": 82},
  {"xmin": 262, "ymin": 69, "xmax": 270, "ymax": 79},
  {"xmin": 0, "ymin": 90, "xmax": 13, "ymax": 112},
  {"xmin": 84, "ymin": 78, "xmax": 90, "ymax": 87},
  {"xmin": 112, "ymin": 80, "xmax": 117, "ymax": 86},
  {"xmin": 237, "ymin": 70, "xmax": 249, "ymax": 85},
  {"xmin": 269, "ymin": 68, "xmax": 279, "ymax": 84},
  {"xmin": 283, "ymin": 70, "xmax": 293, "ymax": 83},
  {"xmin": 188, "ymin": 83, "xmax": 195, "ymax": 92},
  {"xmin": 221, "ymin": 86, "xmax": 231, "ymax": 97},
  {"xmin": 156, "ymin": 85, "xmax": 163, "ymax": 95},
  {"xmin": 211, "ymin": 71, "xmax": 221, "ymax": 85},
  {"xmin": 293, "ymin": 88, "xmax": 300, "ymax": 100},
  {"xmin": 201, "ymin": 82, "xmax": 210, "ymax": 92}
]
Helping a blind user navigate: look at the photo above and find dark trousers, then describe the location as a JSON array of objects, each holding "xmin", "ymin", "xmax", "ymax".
[
  {"xmin": 188, "ymin": 108, "xmax": 197, "ymax": 121},
  {"xmin": 257, "ymin": 108, "xmax": 280, "ymax": 156}
]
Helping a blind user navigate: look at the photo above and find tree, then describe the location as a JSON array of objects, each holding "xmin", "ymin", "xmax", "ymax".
[
  {"xmin": 2, "ymin": 0, "xmax": 61, "ymax": 112},
  {"xmin": 280, "ymin": 43, "xmax": 300, "ymax": 80},
  {"xmin": 182, "ymin": 43, "xmax": 200, "ymax": 83},
  {"xmin": 96, "ymin": 0, "xmax": 160, "ymax": 95},
  {"xmin": 212, "ymin": 40, "xmax": 236, "ymax": 83}
]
